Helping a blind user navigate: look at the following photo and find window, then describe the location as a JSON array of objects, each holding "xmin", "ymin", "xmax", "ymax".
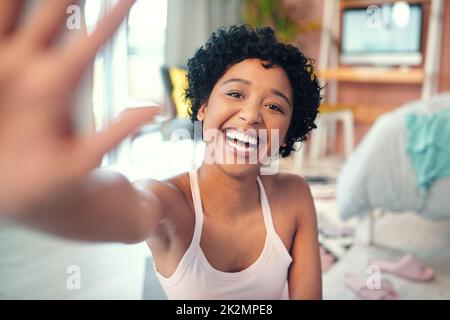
[
  {"xmin": 127, "ymin": 0, "xmax": 168, "ymax": 103},
  {"xmin": 84, "ymin": 0, "xmax": 168, "ymax": 166}
]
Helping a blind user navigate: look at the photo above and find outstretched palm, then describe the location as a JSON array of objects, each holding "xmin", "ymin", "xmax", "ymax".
[{"xmin": 0, "ymin": 0, "xmax": 159, "ymax": 215}]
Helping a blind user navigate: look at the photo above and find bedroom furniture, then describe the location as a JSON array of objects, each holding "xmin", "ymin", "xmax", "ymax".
[
  {"xmin": 317, "ymin": 0, "xmax": 446, "ymax": 245},
  {"xmin": 306, "ymin": 0, "xmax": 445, "ymax": 165},
  {"xmin": 310, "ymin": 104, "xmax": 354, "ymax": 161},
  {"xmin": 337, "ymin": 93, "xmax": 450, "ymax": 245},
  {"xmin": 319, "ymin": 0, "xmax": 444, "ymax": 103},
  {"xmin": 294, "ymin": 103, "xmax": 355, "ymax": 166}
]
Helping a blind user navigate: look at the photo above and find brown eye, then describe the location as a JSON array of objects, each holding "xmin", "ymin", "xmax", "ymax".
[
  {"xmin": 266, "ymin": 103, "xmax": 283, "ymax": 114},
  {"xmin": 227, "ymin": 91, "xmax": 244, "ymax": 99}
]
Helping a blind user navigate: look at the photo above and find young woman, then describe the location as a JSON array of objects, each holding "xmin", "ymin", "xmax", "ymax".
[
  {"xmin": 140, "ymin": 25, "xmax": 322, "ymax": 299},
  {"xmin": 20, "ymin": 25, "xmax": 322, "ymax": 300}
]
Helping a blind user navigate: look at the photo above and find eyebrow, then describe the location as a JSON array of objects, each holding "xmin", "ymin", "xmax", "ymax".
[
  {"xmin": 271, "ymin": 89, "xmax": 292, "ymax": 108},
  {"xmin": 221, "ymin": 78, "xmax": 251, "ymax": 86},
  {"xmin": 221, "ymin": 78, "xmax": 292, "ymax": 107}
]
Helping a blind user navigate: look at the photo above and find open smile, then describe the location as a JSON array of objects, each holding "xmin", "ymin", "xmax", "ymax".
[{"xmin": 219, "ymin": 128, "xmax": 271, "ymax": 162}]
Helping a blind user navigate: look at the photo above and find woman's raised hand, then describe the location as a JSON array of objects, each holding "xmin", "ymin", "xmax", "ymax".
[{"xmin": 0, "ymin": 0, "xmax": 160, "ymax": 215}]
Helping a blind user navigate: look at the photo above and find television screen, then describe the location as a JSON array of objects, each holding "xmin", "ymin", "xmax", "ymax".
[{"xmin": 340, "ymin": 3, "xmax": 423, "ymax": 66}]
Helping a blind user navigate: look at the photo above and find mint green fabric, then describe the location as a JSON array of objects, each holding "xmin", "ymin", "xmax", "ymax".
[{"xmin": 405, "ymin": 107, "xmax": 450, "ymax": 192}]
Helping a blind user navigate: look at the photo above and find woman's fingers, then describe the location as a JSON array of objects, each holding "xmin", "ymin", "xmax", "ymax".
[
  {"xmin": 0, "ymin": 0, "xmax": 24, "ymax": 38},
  {"xmin": 92, "ymin": 106, "xmax": 162, "ymax": 155},
  {"xmin": 64, "ymin": 0, "xmax": 135, "ymax": 84},
  {"xmin": 19, "ymin": 0, "xmax": 77, "ymax": 47},
  {"xmin": 71, "ymin": 106, "xmax": 161, "ymax": 173}
]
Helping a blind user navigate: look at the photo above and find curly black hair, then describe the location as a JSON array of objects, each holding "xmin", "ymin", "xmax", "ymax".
[{"xmin": 185, "ymin": 25, "xmax": 322, "ymax": 157}]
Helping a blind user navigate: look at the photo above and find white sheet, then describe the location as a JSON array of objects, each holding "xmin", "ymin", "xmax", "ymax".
[{"xmin": 337, "ymin": 93, "xmax": 450, "ymax": 220}]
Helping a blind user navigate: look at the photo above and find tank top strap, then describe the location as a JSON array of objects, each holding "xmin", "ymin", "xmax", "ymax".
[
  {"xmin": 256, "ymin": 176, "xmax": 277, "ymax": 236},
  {"xmin": 188, "ymin": 170, "xmax": 204, "ymax": 246}
]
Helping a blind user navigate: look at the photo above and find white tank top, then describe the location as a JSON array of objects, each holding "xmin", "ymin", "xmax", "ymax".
[{"xmin": 153, "ymin": 170, "xmax": 293, "ymax": 300}]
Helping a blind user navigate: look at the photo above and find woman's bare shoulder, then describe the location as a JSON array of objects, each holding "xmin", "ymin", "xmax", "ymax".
[
  {"xmin": 133, "ymin": 172, "xmax": 195, "ymax": 251},
  {"xmin": 261, "ymin": 172, "xmax": 315, "ymax": 222},
  {"xmin": 261, "ymin": 172, "xmax": 311, "ymax": 200},
  {"xmin": 132, "ymin": 172, "xmax": 193, "ymax": 220}
]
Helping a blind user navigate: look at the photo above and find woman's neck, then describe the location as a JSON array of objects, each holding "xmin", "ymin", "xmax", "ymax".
[{"xmin": 197, "ymin": 163, "xmax": 261, "ymax": 219}]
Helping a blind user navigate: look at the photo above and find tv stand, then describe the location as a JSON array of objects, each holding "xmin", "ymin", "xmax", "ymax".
[
  {"xmin": 318, "ymin": 0, "xmax": 444, "ymax": 122},
  {"xmin": 319, "ymin": 66, "xmax": 424, "ymax": 84}
]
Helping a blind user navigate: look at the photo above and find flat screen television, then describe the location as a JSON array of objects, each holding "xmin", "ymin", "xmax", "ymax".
[{"xmin": 340, "ymin": 3, "xmax": 423, "ymax": 66}]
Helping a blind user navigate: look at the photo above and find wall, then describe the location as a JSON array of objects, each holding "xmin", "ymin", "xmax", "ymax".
[{"xmin": 289, "ymin": 0, "xmax": 450, "ymax": 114}]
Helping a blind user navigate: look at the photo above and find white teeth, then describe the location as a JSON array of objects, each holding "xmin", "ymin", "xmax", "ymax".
[
  {"xmin": 224, "ymin": 128, "xmax": 258, "ymax": 147},
  {"xmin": 235, "ymin": 142, "xmax": 249, "ymax": 152},
  {"xmin": 248, "ymin": 136, "xmax": 257, "ymax": 145},
  {"xmin": 236, "ymin": 132, "xmax": 247, "ymax": 143},
  {"xmin": 225, "ymin": 129, "xmax": 236, "ymax": 140},
  {"xmin": 226, "ymin": 139, "xmax": 256, "ymax": 153}
]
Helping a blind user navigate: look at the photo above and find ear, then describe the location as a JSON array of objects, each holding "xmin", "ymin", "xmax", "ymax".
[{"xmin": 197, "ymin": 103, "xmax": 207, "ymax": 121}]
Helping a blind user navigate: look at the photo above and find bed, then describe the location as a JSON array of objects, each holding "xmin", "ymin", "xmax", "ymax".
[{"xmin": 336, "ymin": 92, "xmax": 450, "ymax": 242}]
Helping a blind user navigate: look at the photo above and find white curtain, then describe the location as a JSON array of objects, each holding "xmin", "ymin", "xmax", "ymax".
[
  {"xmin": 74, "ymin": 0, "xmax": 95, "ymax": 137},
  {"xmin": 97, "ymin": 0, "xmax": 129, "ymax": 127},
  {"xmin": 85, "ymin": 0, "xmax": 130, "ymax": 164},
  {"xmin": 165, "ymin": 0, "xmax": 243, "ymax": 66}
]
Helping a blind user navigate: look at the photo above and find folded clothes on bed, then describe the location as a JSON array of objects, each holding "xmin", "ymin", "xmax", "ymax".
[{"xmin": 405, "ymin": 107, "xmax": 450, "ymax": 192}]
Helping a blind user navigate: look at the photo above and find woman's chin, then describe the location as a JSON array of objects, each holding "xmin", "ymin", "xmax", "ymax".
[{"xmin": 216, "ymin": 162, "xmax": 261, "ymax": 178}]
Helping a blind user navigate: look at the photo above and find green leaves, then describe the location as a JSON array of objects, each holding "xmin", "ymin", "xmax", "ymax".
[{"xmin": 243, "ymin": 0, "xmax": 321, "ymax": 44}]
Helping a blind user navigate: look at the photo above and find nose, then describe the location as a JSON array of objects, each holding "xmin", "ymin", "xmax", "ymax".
[{"xmin": 239, "ymin": 101, "xmax": 262, "ymax": 125}]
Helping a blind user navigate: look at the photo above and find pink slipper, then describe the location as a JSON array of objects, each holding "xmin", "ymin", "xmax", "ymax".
[
  {"xmin": 344, "ymin": 273, "xmax": 399, "ymax": 300},
  {"xmin": 368, "ymin": 254, "xmax": 434, "ymax": 282}
]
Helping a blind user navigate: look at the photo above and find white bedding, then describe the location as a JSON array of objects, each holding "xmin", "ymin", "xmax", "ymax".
[{"xmin": 337, "ymin": 93, "xmax": 450, "ymax": 220}]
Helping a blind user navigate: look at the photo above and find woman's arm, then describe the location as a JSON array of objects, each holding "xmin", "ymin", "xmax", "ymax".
[
  {"xmin": 17, "ymin": 169, "xmax": 163, "ymax": 244},
  {"xmin": 287, "ymin": 177, "xmax": 322, "ymax": 300}
]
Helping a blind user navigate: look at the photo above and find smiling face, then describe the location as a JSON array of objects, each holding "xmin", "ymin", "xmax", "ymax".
[{"xmin": 197, "ymin": 58, "xmax": 293, "ymax": 176}]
